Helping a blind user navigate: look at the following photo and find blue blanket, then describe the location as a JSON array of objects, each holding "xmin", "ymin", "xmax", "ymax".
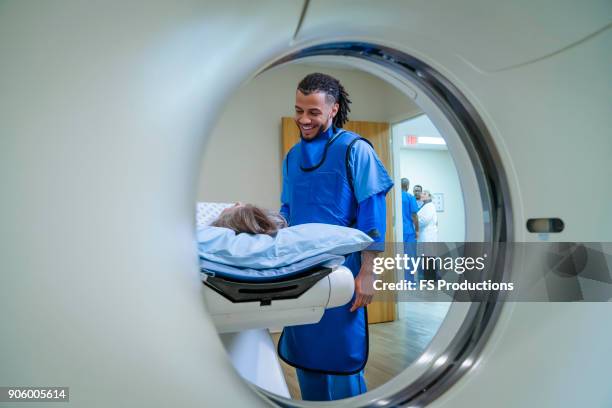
[{"xmin": 197, "ymin": 223, "xmax": 373, "ymax": 269}]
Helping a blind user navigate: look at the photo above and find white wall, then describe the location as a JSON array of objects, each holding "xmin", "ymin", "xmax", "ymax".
[
  {"xmin": 398, "ymin": 148, "xmax": 465, "ymax": 242},
  {"xmin": 197, "ymin": 63, "xmax": 420, "ymax": 209}
]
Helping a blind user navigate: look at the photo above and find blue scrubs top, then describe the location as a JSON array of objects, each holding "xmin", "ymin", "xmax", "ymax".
[
  {"xmin": 401, "ymin": 191, "xmax": 418, "ymax": 240},
  {"xmin": 280, "ymin": 125, "xmax": 388, "ymax": 249}
]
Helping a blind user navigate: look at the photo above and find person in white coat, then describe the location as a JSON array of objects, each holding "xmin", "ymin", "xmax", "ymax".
[
  {"xmin": 417, "ymin": 190, "xmax": 439, "ymax": 280},
  {"xmin": 417, "ymin": 190, "xmax": 438, "ymax": 242}
]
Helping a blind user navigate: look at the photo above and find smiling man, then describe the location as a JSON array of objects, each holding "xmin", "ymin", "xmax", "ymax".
[{"xmin": 277, "ymin": 73, "xmax": 393, "ymax": 401}]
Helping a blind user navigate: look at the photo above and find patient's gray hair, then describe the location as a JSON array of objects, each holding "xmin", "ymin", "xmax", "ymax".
[{"xmin": 211, "ymin": 204, "xmax": 287, "ymax": 236}]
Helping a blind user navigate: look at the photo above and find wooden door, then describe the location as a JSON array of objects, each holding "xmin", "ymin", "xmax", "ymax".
[{"xmin": 281, "ymin": 118, "xmax": 396, "ymax": 323}]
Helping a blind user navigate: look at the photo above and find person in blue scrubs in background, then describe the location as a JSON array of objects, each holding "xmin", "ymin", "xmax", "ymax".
[
  {"xmin": 277, "ymin": 73, "xmax": 393, "ymax": 401},
  {"xmin": 401, "ymin": 178, "xmax": 419, "ymax": 281},
  {"xmin": 401, "ymin": 178, "xmax": 419, "ymax": 242}
]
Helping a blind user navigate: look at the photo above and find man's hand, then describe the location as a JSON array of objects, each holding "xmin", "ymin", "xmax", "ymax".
[
  {"xmin": 350, "ymin": 251, "xmax": 377, "ymax": 312},
  {"xmin": 415, "ymin": 230, "xmax": 419, "ymax": 240}
]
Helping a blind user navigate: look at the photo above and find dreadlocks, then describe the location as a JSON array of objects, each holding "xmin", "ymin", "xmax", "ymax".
[{"xmin": 297, "ymin": 73, "xmax": 351, "ymax": 128}]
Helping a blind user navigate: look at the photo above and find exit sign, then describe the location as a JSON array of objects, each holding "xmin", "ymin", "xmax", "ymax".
[{"xmin": 404, "ymin": 135, "xmax": 418, "ymax": 145}]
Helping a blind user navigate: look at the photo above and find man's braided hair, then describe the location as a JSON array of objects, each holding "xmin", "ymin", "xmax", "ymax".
[{"xmin": 297, "ymin": 72, "xmax": 351, "ymax": 128}]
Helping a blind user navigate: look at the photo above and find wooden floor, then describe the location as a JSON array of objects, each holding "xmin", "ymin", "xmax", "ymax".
[{"xmin": 271, "ymin": 302, "xmax": 451, "ymax": 400}]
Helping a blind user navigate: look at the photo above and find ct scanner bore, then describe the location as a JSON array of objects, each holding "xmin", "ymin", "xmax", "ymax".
[{"xmin": 1, "ymin": 1, "xmax": 610, "ymax": 407}]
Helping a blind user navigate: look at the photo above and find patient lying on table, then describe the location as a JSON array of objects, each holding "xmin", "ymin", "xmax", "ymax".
[
  {"xmin": 211, "ymin": 203, "xmax": 287, "ymax": 236},
  {"xmin": 198, "ymin": 201, "xmax": 373, "ymax": 280}
]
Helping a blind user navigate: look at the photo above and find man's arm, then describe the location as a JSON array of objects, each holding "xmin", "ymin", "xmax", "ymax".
[
  {"xmin": 351, "ymin": 192, "xmax": 387, "ymax": 312},
  {"xmin": 280, "ymin": 203, "xmax": 290, "ymax": 224},
  {"xmin": 279, "ymin": 155, "xmax": 290, "ymax": 222},
  {"xmin": 411, "ymin": 195, "xmax": 419, "ymax": 239},
  {"xmin": 351, "ymin": 250, "xmax": 377, "ymax": 312},
  {"xmin": 347, "ymin": 140, "xmax": 393, "ymax": 311}
]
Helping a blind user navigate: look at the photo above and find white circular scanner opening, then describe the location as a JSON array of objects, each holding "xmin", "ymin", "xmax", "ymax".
[{"xmin": 198, "ymin": 43, "xmax": 513, "ymax": 407}]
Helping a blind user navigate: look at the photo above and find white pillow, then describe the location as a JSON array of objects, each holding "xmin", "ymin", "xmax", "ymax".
[{"xmin": 196, "ymin": 202, "xmax": 234, "ymax": 227}]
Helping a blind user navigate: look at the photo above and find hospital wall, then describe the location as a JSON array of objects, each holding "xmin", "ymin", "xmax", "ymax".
[
  {"xmin": 197, "ymin": 64, "xmax": 420, "ymax": 209},
  {"xmin": 399, "ymin": 149, "xmax": 466, "ymax": 242}
]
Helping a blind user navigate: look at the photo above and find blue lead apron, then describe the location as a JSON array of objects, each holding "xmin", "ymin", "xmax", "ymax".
[{"xmin": 277, "ymin": 129, "xmax": 370, "ymax": 375}]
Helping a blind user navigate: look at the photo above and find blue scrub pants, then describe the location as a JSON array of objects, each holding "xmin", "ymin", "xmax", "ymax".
[
  {"xmin": 403, "ymin": 238, "xmax": 418, "ymax": 281},
  {"xmin": 296, "ymin": 369, "xmax": 367, "ymax": 401}
]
